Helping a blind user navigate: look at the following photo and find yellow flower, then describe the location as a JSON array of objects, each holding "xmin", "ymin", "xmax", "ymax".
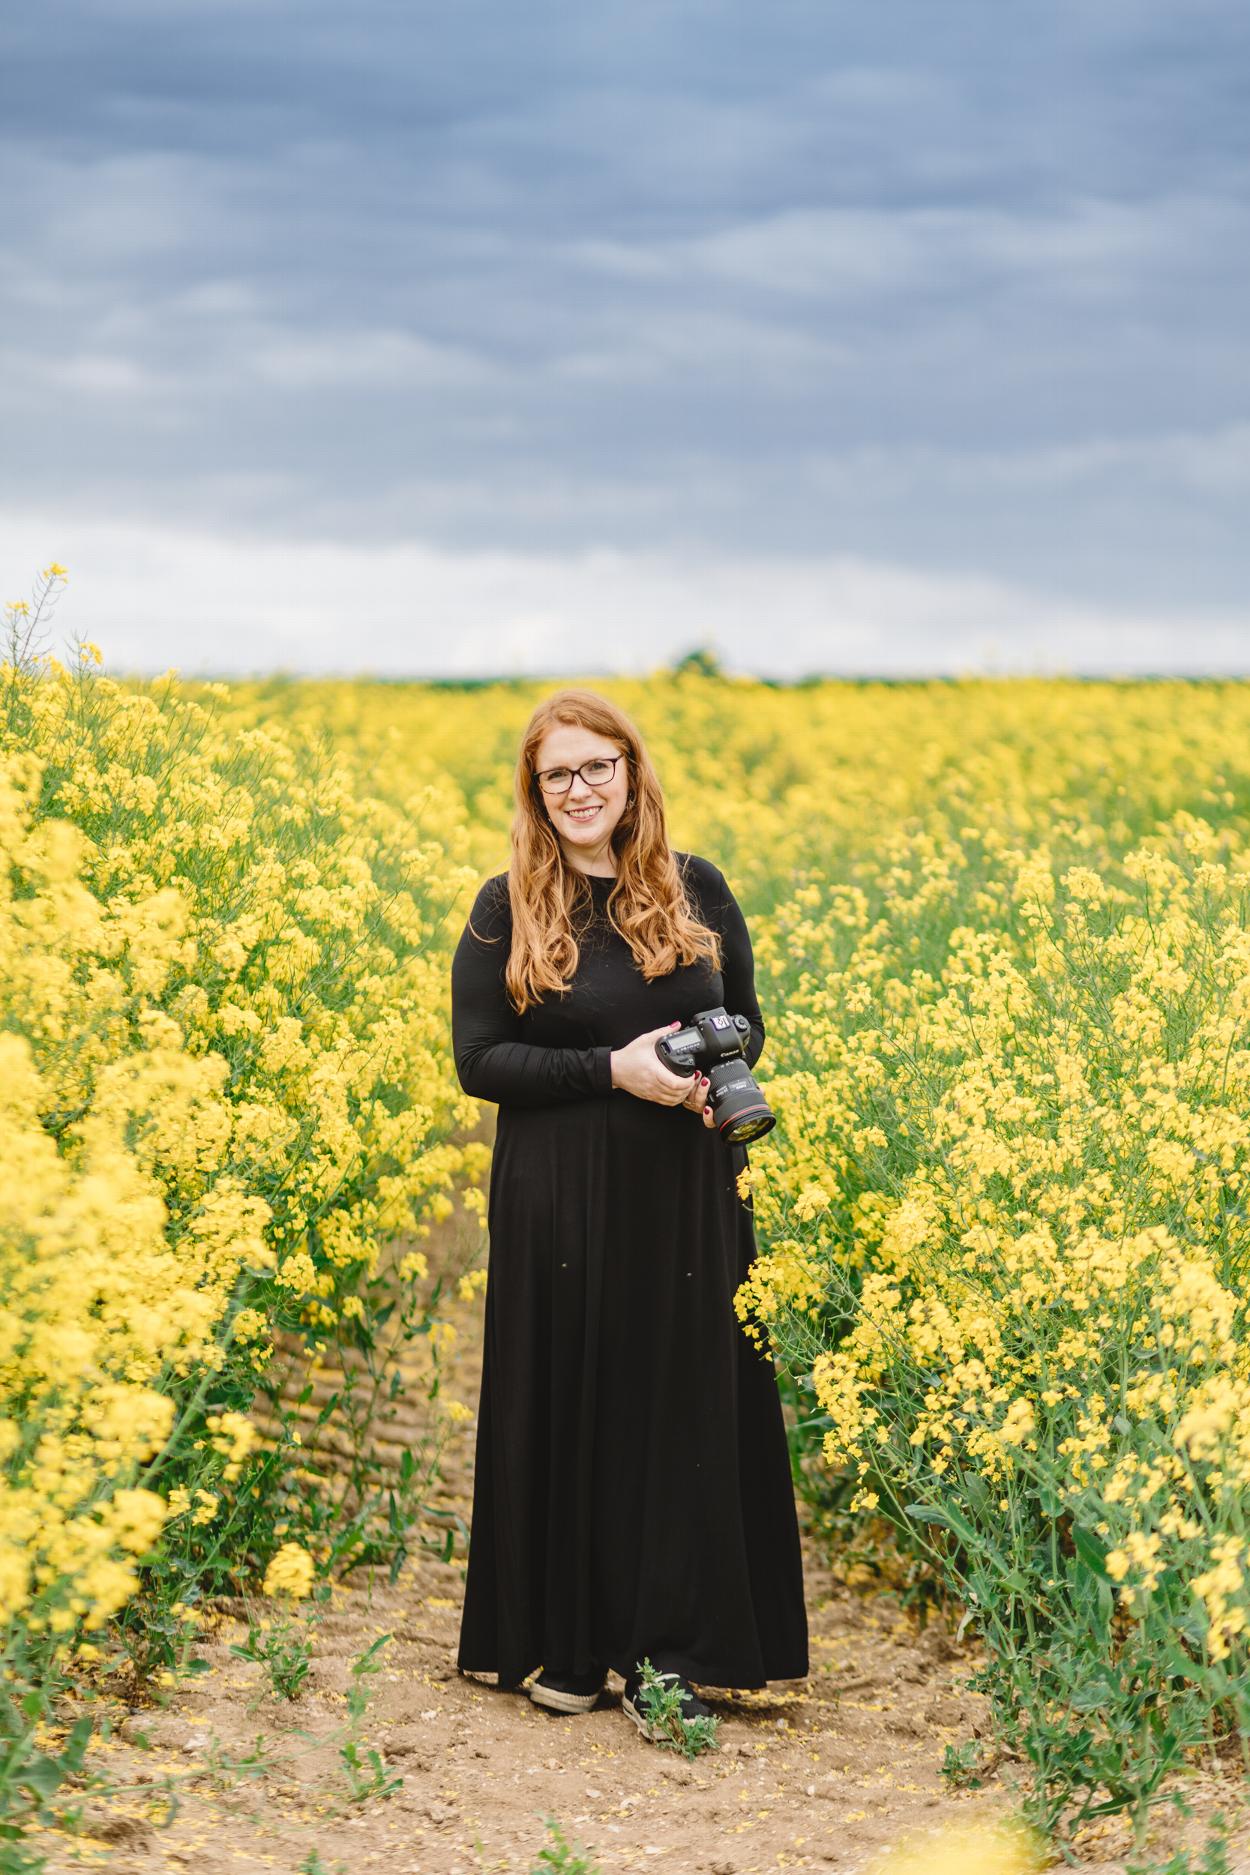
[{"xmin": 262, "ymin": 1541, "xmax": 316, "ymax": 1600}]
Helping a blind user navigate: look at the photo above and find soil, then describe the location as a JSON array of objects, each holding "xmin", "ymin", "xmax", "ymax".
[{"xmin": 30, "ymin": 1283, "xmax": 1250, "ymax": 1875}]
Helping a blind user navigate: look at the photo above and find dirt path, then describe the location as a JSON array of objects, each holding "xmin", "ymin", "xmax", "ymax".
[{"xmin": 33, "ymin": 1287, "xmax": 1250, "ymax": 1875}]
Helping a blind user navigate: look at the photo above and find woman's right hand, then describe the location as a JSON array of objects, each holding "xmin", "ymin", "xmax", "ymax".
[{"xmin": 609, "ymin": 1021, "xmax": 705, "ymax": 1107}]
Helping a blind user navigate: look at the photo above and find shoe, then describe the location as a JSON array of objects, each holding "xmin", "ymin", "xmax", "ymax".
[
  {"xmin": 622, "ymin": 1667, "xmax": 712, "ymax": 1741},
  {"xmin": 528, "ymin": 1666, "xmax": 607, "ymax": 1714}
]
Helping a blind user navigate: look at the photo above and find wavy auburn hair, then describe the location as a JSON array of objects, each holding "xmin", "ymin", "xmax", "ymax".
[{"xmin": 493, "ymin": 688, "xmax": 722, "ymax": 1015}]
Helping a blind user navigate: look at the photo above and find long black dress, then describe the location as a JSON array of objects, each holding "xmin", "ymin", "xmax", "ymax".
[{"xmin": 450, "ymin": 851, "xmax": 808, "ymax": 1692}]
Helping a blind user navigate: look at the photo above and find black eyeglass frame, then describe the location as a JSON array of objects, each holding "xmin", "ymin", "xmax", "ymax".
[{"xmin": 531, "ymin": 753, "xmax": 629, "ymax": 797}]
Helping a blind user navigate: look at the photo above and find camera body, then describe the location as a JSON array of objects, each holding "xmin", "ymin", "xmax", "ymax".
[{"xmin": 654, "ymin": 1006, "xmax": 776, "ymax": 1146}]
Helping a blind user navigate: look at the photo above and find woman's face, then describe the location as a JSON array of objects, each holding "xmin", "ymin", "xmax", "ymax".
[{"xmin": 533, "ymin": 723, "xmax": 630, "ymax": 874}]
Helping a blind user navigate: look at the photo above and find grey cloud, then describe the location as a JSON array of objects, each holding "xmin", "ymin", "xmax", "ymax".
[{"xmin": 1, "ymin": 0, "xmax": 1248, "ymax": 670}]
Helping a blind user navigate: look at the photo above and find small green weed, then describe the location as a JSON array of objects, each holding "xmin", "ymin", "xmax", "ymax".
[
  {"xmin": 630, "ymin": 1658, "xmax": 720, "ymax": 1759},
  {"xmin": 1127, "ymin": 1815, "xmax": 1233, "ymax": 1875},
  {"xmin": 229, "ymin": 1596, "xmax": 323, "ymax": 1702},
  {"xmin": 338, "ymin": 1634, "xmax": 402, "ymax": 1803},
  {"xmin": 940, "ymin": 1737, "xmax": 986, "ymax": 1789},
  {"xmin": 300, "ymin": 1850, "xmax": 349, "ymax": 1875},
  {"xmin": 531, "ymin": 1814, "xmax": 601, "ymax": 1873}
]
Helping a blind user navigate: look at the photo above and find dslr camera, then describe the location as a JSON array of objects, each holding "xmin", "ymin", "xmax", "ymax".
[{"xmin": 654, "ymin": 1005, "xmax": 776, "ymax": 1145}]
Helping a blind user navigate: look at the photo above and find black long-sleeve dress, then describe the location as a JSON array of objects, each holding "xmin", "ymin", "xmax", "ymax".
[{"xmin": 450, "ymin": 850, "xmax": 808, "ymax": 1692}]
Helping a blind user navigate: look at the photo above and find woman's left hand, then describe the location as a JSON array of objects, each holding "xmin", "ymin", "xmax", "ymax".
[{"xmin": 681, "ymin": 1073, "xmax": 714, "ymax": 1127}]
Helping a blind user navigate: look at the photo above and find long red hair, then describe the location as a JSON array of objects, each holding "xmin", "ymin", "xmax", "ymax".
[{"xmin": 487, "ymin": 688, "xmax": 722, "ymax": 1014}]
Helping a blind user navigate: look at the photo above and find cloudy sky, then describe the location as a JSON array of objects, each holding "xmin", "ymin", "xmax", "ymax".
[{"xmin": 2, "ymin": 1, "xmax": 1248, "ymax": 677}]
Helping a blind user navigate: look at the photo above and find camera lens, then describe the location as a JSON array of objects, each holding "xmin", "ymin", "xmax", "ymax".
[
  {"xmin": 722, "ymin": 1108, "xmax": 775, "ymax": 1145},
  {"xmin": 706, "ymin": 1062, "xmax": 776, "ymax": 1144}
]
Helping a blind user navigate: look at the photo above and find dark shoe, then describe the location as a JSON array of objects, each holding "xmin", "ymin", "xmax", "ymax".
[
  {"xmin": 528, "ymin": 1665, "xmax": 606, "ymax": 1714},
  {"xmin": 622, "ymin": 1667, "xmax": 711, "ymax": 1740}
]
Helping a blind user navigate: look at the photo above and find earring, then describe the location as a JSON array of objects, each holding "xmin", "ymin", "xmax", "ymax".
[{"xmin": 627, "ymin": 791, "xmax": 635, "ymax": 805}]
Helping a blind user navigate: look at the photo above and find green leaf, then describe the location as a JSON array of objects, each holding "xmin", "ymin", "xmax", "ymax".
[
  {"xmin": 1072, "ymin": 1526, "xmax": 1110, "ymax": 1580},
  {"xmin": 21, "ymin": 1754, "xmax": 67, "ymax": 1798},
  {"xmin": 903, "ymin": 1500, "xmax": 979, "ymax": 1548}
]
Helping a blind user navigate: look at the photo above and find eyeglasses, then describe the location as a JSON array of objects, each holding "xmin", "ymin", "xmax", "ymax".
[{"xmin": 533, "ymin": 754, "xmax": 627, "ymax": 796}]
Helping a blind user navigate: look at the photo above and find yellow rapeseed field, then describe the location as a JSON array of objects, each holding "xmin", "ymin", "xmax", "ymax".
[
  {"xmin": 1, "ymin": 573, "xmax": 483, "ymax": 1700},
  {"xmin": 6, "ymin": 570, "xmax": 1250, "ymax": 1845}
]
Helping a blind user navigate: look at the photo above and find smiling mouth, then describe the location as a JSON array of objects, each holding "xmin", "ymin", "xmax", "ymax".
[{"xmin": 565, "ymin": 804, "xmax": 602, "ymax": 821}]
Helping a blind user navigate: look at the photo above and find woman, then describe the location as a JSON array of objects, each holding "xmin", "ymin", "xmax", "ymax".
[{"xmin": 450, "ymin": 688, "xmax": 808, "ymax": 1740}]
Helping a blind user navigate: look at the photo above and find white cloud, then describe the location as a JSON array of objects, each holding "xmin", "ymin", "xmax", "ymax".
[
  {"xmin": 801, "ymin": 424, "xmax": 1250, "ymax": 499},
  {"xmin": 670, "ymin": 192, "xmax": 1242, "ymax": 301},
  {"xmin": 2, "ymin": 506, "xmax": 1246, "ymax": 681},
  {"xmin": 10, "ymin": 348, "xmax": 171, "ymax": 398},
  {"xmin": 548, "ymin": 307, "xmax": 854, "ymax": 385},
  {"xmin": 0, "ymin": 313, "xmax": 503, "ymax": 411},
  {"xmin": 236, "ymin": 324, "xmax": 502, "ymax": 391},
  {"xmin": 9, "ymin": 149, "xmax": 237, "ymax": 263}
]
